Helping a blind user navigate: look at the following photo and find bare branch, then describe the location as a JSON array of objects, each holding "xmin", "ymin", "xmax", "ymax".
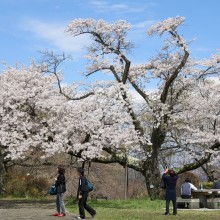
[{"xmin": 39, "ymin": 50, "xmax": 94, "ymax": 101}]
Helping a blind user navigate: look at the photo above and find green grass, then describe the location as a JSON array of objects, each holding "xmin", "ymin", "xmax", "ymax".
[{"xmin": 66, "ymin": 199, "xmax": 220, "ymax": 220}]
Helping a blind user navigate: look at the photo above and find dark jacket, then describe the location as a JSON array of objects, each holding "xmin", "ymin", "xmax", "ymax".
[
  {"xmin": 163, "ymin": 173, "xmax": 179, "ymax": 190},
  {"xmin": 78, "ymin": 175, "xmax": 89, "ymax": 196},
  {"xmin": 163, "ymin": 173, "xmax": 179, "ymax": 200},
  {"xmin": 55, "ymin": 174, "xmax": 66, "ymax": 193},
  {"xmin": 213, "ymin": 181, "xmax": 220, "ymax": 189}
]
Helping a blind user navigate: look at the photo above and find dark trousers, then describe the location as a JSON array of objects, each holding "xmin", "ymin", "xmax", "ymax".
[
  {"xmin": 181, "ymin": 195, "xmax": 191, "ymax": 199},
  {"xmin": 166, "ymin": 199, "xmax": 177, "ymax": 214},
  {"xmin": 165, "ymin": 189, "xmax": 177, "ymax": 214},
  {"xmin": 78, "ymin": 194, "xmax": 96, "ymax": 218}
]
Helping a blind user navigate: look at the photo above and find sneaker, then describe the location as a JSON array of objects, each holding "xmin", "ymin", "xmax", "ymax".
[
  {"xmin": 57, "ymin": 213, "xmax": 66, "ymax": 217},
  {"xmin": 77, "ymin": 217, "xmax": 85, "ymax": 219},
  {"xmin": 163, "ymin": 213, "xmax": 169, "ymax": 215},
  {"xmin": 91, "ymin": 212, "xmax": 96, "ymax": 218},
  {"xmin": 52, "ymin": 213, "xmax": 59, "ymax": 216}
]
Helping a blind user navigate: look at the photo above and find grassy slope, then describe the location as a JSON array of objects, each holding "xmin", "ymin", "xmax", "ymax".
[{"xmin": 66, "ymin": 199, "xmax": 220, "ymax": 220}]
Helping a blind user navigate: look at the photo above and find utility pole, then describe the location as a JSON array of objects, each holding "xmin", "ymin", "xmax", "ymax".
[{"xmin": 124, "ymin": 153, "xmax": 128, "ymax": 200}]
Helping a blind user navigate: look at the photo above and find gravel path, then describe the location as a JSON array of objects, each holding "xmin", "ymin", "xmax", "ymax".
[{"xmin": 0, "ymin": 200, "xmax": 84, "ymax": 220}]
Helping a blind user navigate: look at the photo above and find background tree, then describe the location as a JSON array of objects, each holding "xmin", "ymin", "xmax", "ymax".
[{"xmin": 0, "ymin": 63, "xmax": 67, "ymax": 191}]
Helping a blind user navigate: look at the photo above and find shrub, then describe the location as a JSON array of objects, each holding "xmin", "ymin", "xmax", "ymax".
[
  {"xmin": 4, "ymin": 172, "xmax": 50, "ymax": 198},
  {"xmin": 202, "ymin": 181, "xmax": 213, "ymax": 189}
]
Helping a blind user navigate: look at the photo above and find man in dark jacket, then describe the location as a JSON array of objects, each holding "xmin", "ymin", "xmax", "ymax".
[
  {"xmin": 212, "ymin": 177, "xmax": 220, "ymax": 197},
  {"xmin": 162, "ymin": 168, "xmax": 179, "ymax": 215},
  {"xmin": 77, "ymin": 167, "xmax": 96, "ymax": 219},
  {"xmin": 212, "ymin": 177, "xmax": 220, "ymax": 189}
]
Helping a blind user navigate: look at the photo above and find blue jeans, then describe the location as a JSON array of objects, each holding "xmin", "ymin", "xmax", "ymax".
[{"xmin": 56, "ymin": 193, "xmax": 66, "ymax": 214}]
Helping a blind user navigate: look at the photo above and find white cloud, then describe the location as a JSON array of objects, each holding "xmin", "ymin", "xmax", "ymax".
[
  {"xmin": 133, "ymin": 20, "xmax": 156, "ymax": 29},
  {"xmin": 130, "ymin": 20, "xmax": 156, "ymax": 38},
  {"xmin": 89, "ymin": 0, "xmax": 155, "ymax": 14},
  {"xmin": 192, "ymin": 47, "xmax": 212, "ymax": 52},
  {"xmin": 20, "ymin": 19, "xmax": 91, "ymax": 56}
]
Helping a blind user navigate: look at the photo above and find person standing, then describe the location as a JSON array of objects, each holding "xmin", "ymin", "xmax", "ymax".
[
  {"xmin": 77, "ymin": 167, "xmax": 96, "ymax": 219},
  {"xmin": 212, "ymin": 177, "xmax": 220, "ymax": 189},
  {"xmin": 162, "ymin": 168, "xmax": 179, "ymax": 216},
  {"xmin": 212, "ymin": 177, "xmax": 220, "ymax": 197},
  {"xmin": 181, "ymin": 178, "xmax": 197, "ymax": 198},
  {"xmin": 53, "ymin": 165, "xmax": 66, "ymax": 217}
]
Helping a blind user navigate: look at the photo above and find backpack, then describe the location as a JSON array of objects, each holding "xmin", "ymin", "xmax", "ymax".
[{"xmin": 87, "ymin": 180, "xmax": 94, "ymax": 192}]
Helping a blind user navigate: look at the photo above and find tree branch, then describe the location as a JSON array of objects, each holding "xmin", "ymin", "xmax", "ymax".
[
  {"xmin": 160, "ymin": 31, "xmax": 189, "ymax": 103},
  {"xmin": 177, "ymin": 140, "xmax": 220, "ymax": 174}
]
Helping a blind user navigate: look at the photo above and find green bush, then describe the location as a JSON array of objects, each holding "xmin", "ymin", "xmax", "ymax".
[
  {"xmin": 202, "ymin": 181, "xmax": 213, "ymax": 189},
  {"xmin": 4, "ymin": 172, "xmax": 50, "ymax": 198}
]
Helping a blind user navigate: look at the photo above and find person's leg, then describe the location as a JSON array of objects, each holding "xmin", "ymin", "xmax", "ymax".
[
  {"xmin": 172, "ymin": 199, "xmax": 177, "ymax": 215},
  {"xmin": 78, "ymin": 196, "xmax": 86, "ymax": 219},
  {"xmin": 181, "ymin": 195, "xmax": 191, "ymax": 208},
  {"xmin": 59, "ymin": 193, "xmax": 66, "ymax": 215},
  {"xmin": 181, "ymin": 195, "xmax": 191, "ymax": 199},
  {"xmin": 56, "ymin": 194, "xmax": 60, "ymax": 213},
  {"xmin": 165, "ymin": 199, "xmax": 170, "ymax": 214},
  {"xmin": 82, "ymin": 194, "xmax": 96, "ymax": 216}
]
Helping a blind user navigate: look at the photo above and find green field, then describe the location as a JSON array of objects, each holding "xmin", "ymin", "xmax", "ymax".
[{"xmin": 66, "ymin": 199, "xmax": 220, "ymax": 220}]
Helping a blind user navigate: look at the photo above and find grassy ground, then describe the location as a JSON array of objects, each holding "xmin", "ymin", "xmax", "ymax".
[{"xmin": 66, "ymin": 199, "xmax": 220, "ymax": 220}]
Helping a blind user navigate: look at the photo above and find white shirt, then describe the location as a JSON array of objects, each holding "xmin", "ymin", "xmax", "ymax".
[{"xmin": 181, "ymin": 182, "xmax": 197, "ymax": 196}]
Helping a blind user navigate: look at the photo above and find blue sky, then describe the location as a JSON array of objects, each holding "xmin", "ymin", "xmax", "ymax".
[{"xmin": 1, "ymin": 0, "xmax": 220, "ymax": 83}]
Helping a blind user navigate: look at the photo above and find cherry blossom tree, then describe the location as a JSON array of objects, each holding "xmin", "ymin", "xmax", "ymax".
[
  {"xmin": 0, "ymin": 63, "xmax": 68, "ymax": 191},
  {"xmin": 1, "ymin": 17, "xmax": 220, "ymax": 199},
  {"xmin": 64, "ymin": 17, "xmax": 220, "ymax": 198},
  {"xmin": 171, "ymin": 76, "xmax": 220, "ymax": 172},
  {"xmin": 0, "ymin": 61, "xmax": 144, "ymax": 193}
]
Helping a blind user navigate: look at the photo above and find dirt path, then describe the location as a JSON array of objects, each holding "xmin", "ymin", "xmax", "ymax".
[{"xmin": 0, "ymin": 200, "xmax": 81, "ymax": 220}]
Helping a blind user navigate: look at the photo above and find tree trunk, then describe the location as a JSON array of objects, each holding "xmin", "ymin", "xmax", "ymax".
[
  {"xmin": 145, "ymin": 126, "xmax": 166, "ymax": 199},
  {"xmin": 143, "ymin": 157, "xmax": 163, "ymax": 199},
  {"xmin": 0, "ymin": 147, "xmax": 5, "ymax": 193}
]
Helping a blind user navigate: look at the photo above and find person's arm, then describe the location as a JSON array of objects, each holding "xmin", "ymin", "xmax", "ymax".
[
  {"xmin": 81, "ymin": 176, "xmax": 88, "ymax": 192},
  {"xmin": 162, "ymin": 169, "xmax": 169, "ymax": 179},
  {"xmin": 55, "ymin": 175, "xmax": 65, "ymax": 187},
  {"xmin": 189, "ymin": 183, "xmax": 197, "ymax": 191},
  {"xmin": 55, "ymin": 175, "xmax": 60, "ymax": 187},
  {"xmin": 79, "ymin": 176, "xmax": 88, "ymax": 195},
  {"xmin": 57, "ymin": 175, "xmax": 65, "ymax": 184}
]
